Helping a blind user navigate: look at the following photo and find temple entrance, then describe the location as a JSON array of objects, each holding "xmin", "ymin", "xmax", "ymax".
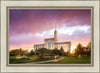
[{"xmin": 48, "ymin": 42, "xmax": 51, "ymax": 49}]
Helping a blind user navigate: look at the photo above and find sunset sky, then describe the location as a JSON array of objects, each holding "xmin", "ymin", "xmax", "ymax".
[{"xmin": 9, "ymin": 9, "xmax": 91, "ymax": 53}]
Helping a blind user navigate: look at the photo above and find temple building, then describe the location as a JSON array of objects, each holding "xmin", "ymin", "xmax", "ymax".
[{"xmin": 34, "ymin": 24, "xmax": 71, "ymax": 53}]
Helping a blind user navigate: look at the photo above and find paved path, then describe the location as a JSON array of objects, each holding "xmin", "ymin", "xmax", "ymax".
[{"xmin": 24, "ymin": 57, "xmax": 64, "ymax": 64}]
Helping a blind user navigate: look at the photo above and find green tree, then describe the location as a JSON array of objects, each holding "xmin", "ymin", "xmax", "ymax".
[
  {"xmin": 19, "ymin": 48, "xmax": 28, "ymax": 56},
  {"xmin": 51, "ymin": 48, "xmax": 60, "ymax": 56},
  {"xmin": 9, "ymin": 48, "xmax": 27, "ymax": 56},
  {"xmin": 59, "ymin": 46, "xmax": 64, "ymax": 56},
  {"xmin": 35, "ymin": 48, "xmax": 48, "ymax": 57},
  {"xmin": 30, "ymin": 49, "xmax": 35, "ymax": 56},
  {"xmin": 10, "ymin": 49, "xmax": 19, "ymax": 56}
]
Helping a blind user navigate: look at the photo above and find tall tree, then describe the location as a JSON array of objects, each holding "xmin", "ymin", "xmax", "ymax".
[
  {"xmin": 30, "ymin": 49, "xmax": 35, "ymax": 56},
  {"xmin": 35, "ymin": 48, "xmax": 48, "ymax": 57},
  {"xmin": 74, "ymin": 43, "xmax": 84, "ymax": 56},
  {"xmin": 87, "ymin": 42, "xmax": 91, "ymax": 50},
  {"xmin": 60, "ymin": 46, "xmax": 64, "ymax": 56},
  {"xmin": 86, "ymin": 42, "xmax": 91, "ymax": 56}
]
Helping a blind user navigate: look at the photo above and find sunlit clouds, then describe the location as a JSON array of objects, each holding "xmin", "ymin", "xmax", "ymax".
[{"xmin": 9, "ymin": 9, "xmax": 91, "ymax": 53}]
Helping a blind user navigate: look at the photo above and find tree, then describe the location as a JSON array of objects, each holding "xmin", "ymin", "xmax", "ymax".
[
  {"xmin": 35, "ymin": 48, "xmax": 48, "ymax": 57},
  {"xmin": 30, "ymin": 49, "xmax": 35, "ymax": 56},
  {"xmin": 87, "ymin": 42, "xmax": 91, "ymax": 50},
  {"xmin": 19, "ymin": 48, "xmax": 23, "ymax": 56},
  {"xmin": 46, "ymin": 49, "xmax": 52, "ymax": 56},
  {"xmin": 59, "ymin": 46, "xmax": 64, "ymax": 56},
  {"xmin": 10, "ymin": 49, "xmax": 18, "ymax": 56},
  {"xmin": 9, "ymin": 48, "xmax": 27, "ymax": 56},
  {"xmin": 51, "ymin": 48, "xmax": 60, "ymax": 56},
  {"xmin": 74, "ymin": 42, "xmax": 91, "ymax": 56},
  {"xmin": 19, "ymin": 48, "xmax": 28, "ymax": 56},
  {"xmin": 74, "ymin": 43, "xmax": 84, "ymax": 56},
  {"xmin": 86, "ymin": 42, "xmax": 91, "ymax": 56}
]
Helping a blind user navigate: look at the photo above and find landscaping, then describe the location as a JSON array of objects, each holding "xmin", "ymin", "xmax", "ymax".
[
  {"xmin": 9, "ymin": 56, "xmax": 55, "ymax": 64},
  {"xmin": 9, "ymin": 56, "xmax": 91, "ymax": 64},
  {"xmin": 42, "ymin": 56, "xmax": 91, "ymax": 64},
  {"xmin": 9, "ymin": 42, "xmax": 91, "ymax": 64}
]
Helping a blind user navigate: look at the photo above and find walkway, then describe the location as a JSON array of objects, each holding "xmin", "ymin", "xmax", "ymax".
[{"xmin": 24, "ymin": 57, "xmax": 64, "ymax": 64}]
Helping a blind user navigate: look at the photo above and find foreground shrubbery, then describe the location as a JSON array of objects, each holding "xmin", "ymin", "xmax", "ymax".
[
  {"xmin": 10, "ymin": 47, "xmax": 66, "ymax": 58},
  {"xmin": 9, "ymin": 42, "xmax": 91, "ymax": 64},
  {"xmin": 9, "ymin": 47, "xmax": 65, "ymax": 64}
]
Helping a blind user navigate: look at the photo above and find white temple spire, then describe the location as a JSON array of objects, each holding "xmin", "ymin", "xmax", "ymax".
[{"xmin": 54, "ymin": 23, "xmax": 57, "ymax": 42}]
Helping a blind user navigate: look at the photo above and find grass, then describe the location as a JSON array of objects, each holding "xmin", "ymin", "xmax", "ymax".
[
  {"xmin": 9, "ymin": 56, "xmax": 55, "ymax": 64},
  {"xmin": 43, "ymin": 56, "xmax": 91, "ymax": 64},
  {"xmin": 9, "ymin": 56, "xmax": 91, "ymax": 64}
]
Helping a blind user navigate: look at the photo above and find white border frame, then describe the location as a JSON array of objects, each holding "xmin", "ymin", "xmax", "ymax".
[
  {"xmin": 6, "ymin": 6, "xmax": 94, "ymax": 67},
  {"xmin": 1, "ymin": 0, "xmax": 100, "ymax": 73}
]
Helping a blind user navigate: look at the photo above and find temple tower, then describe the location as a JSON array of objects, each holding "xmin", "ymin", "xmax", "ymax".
[{"xmin": 54, "ymin": 23, "xmax": 57, "ymax": 42}]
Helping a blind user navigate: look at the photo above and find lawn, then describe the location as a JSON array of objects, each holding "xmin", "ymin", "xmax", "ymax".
[
  {"xmin": 42, "ymin": 56, "xmax": 91, "ymax": 64},
  {"xmin": 9, "ymin": 56, "xmax": 55, "ymax": 64},
  {"xmin": 9, "ymin": 56, "xmax": 91, "ymax": 64}
]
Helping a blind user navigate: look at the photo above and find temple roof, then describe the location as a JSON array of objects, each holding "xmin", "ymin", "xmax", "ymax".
[
  {"xmin": 44, "ymin": 38, "xmax": 55, "ymax": 41},
  {"xmin": 34, "ymin": 44, "xmax": 44, "ymax": 46},
  {"xmin": 55, "ymin": 42, "xmax": 71, "ymax": 45}
]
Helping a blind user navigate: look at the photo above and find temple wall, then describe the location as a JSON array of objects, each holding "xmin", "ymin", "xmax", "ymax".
[
  {"xmin": 34, "ymin": 45, "xmax": 44, "ymax": 50},
  {"xmin": 55, "ymin": 44, "xmax": 71, "ymax": 52},
  {"xmin": 44, "ymin": 40, "xmax": 55, "ymax": 50}
]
